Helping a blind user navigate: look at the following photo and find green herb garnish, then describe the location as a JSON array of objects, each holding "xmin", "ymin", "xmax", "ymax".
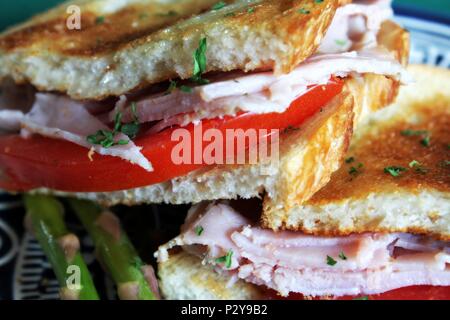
[
  {"xmin": 384, "ymin": 166, "xmax": 407, "ymax": 177},
  {"xmin": 335, "ymin": 39, "xmax": 347, "ymax": 46},
  {"xmin": 353, "ymin": 296, "xmax": 369, "ymax": 300},
  {"xmin": 180, "ymin": 85, "xmax": 193, "ymax": 93},
  {"xmin": 400, "ymin": 129, "xmax": 428, "ymax": 136},
  {"xmin": 409, "ymin": 160, "xmax": 428, "ymax": 174},
  {"xmin": 338, "ymin": 251, "xmax": 347, "ymax": 260},
  {"xmin": 247, "ymin": 7, "xmax": 255, "ymax": 13},
  {"xmin": 420, "ymin": 135, "xmax": 431, "ymax": 147},
  {"xmin": 401, "ymin": 129, "xmax": 431, "ymax": 147},
  {"xmin": 298, "ymin": 8, "xmax": 311, "ymax": 14},
  {"xmin": 95, "ymin": 16, "xmax": 105, "ymax": 25},
  {"xmin": 191, "ymin": 38, "xmax": 209, "ymax": 84},
  {"xmin": 195, "ymin": 225, "xmax": 204, "ymax": 236},
  {"xmin": 345, "ymin": 157, "xmax": 355, "ymax": 164},
  {"xmin": 349, "ymin": 163, "xmax": 364, "ymax": 176},
  {"xmin": 87, "ymin": 104, "xmax": 141, "ymax": 148},
  {"xmin": 215, "ymin": 250, "xmax": 233, "ymax": 268},
  {"xmin": 326, "ymin": 255, "xmax": 337, "ymax": 266},
  {"xmin": 315, "ymin": 0, "xmax": 324, "ymax": 3},
  {"xmin": 212, "ymin": 1, "xmax": 227, "ymax": 10}
]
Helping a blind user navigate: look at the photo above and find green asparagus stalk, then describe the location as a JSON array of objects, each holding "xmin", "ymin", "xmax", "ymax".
[
  {"xmin": 23, "ymin": 194, "xmax": 99, "ymax": 300},
  {"xmin": 68, "ymin": 198, "xmax": 159, "ymax": 300}
]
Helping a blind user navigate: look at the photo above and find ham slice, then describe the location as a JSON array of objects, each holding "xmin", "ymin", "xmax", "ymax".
[
  {"xmin": 21, "ymin": 94, "xmax": 152, "ymax": 171},
  {"xmin": 318, "ymin": 0, "xmax": 394, "ymax": 53},
  {"xmin": 122, "ymin": 48, "xmax": 408, "ymax": 133},
  {"xmin": 156, "ymin": 203, "xmax": 450, "ymax": 297}
]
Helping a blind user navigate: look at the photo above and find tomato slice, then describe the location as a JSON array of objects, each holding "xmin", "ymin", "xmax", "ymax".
[
  {"xmin": 0, "ymin": 80, "xmax": 343, "ymax": 192},
  {"xmin": 269, "ymin": 286, "xmax": 450, "ymax": 300}
]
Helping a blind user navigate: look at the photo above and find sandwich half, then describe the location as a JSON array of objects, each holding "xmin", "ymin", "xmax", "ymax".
[
  {"xmin": 156, "ymin": 65, "xmax": 450, "ymax": 300},
  {"xmin": 0, "ymin": 0, "xmax": 408, "ymax": 224}
]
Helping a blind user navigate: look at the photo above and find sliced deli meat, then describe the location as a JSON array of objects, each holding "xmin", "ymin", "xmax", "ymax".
[
  {"xmin": 119, "ymin": 49, "xmax": 408, "ymax": 133},
  {"xmin": 318, "ymin": 0, "xmax": 394, "ymax": 53},
  {"xmin": 156, "ymin": 203, "xmax": 450, "ymax": 297},
  {"xmin": 21, "ymin": 94, "xmax": 153, "ymax": 171}
]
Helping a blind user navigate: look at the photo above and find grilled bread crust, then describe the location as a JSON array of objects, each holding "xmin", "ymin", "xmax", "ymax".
[
  {"xmin": 277, "ymin": 65, "xmax": 450, "ymax": 240},
  {"xmin": 0, "ymin": 0, "xmax": 341, "ymax": 100}
]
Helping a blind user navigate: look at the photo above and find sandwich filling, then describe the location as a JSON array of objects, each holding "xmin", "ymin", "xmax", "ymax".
[
  {"xmin": 0, "ymin": 0, "xmax": 407, "ymax": 191},
  {"xmin": 156, "ymin": 203, "xmax": 450, "ymax": 297}
]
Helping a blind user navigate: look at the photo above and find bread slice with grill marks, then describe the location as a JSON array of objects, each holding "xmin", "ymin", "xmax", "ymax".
[{"xmin": 0, "ymin": 0, "xmax": 342, "ymax": 100}]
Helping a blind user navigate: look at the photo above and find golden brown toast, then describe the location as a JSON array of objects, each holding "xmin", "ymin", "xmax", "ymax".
[
  {"xmin": 277, "ymin": 65, "xmax": 450, "ymax": 240},
  {"xmin": 0, "ymin": 0, "xmax": 341, "ymax": 100}
]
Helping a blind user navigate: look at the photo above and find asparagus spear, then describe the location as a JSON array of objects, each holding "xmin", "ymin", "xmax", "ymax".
[
  {"xmin": 68, "ymin": 198, "xmax": 159, "ymax": 300},
  {"xmin": 23, "ymin": 194, "xmax": 99, "ymax": 300}
]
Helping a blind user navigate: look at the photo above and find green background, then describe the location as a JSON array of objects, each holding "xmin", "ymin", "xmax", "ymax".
[{"xmin": 0, "ymin": 0, "xmax": 449, "ymax": 31}]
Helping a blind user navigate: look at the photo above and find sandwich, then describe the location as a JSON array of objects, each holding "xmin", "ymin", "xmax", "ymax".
[
  {"xmin": 156, "ymin": 65, "xmax": 450, "ymax": 300},
  {"xmin": 0, "ymin": 0, "xmax": 414, "ymax": 300},
  {"xmin": 0, "ymin": 0, "xmax": 408, "ymax": 219}
]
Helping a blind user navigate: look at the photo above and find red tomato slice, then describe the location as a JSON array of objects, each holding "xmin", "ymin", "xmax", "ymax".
[
  {"xmin": 0, "ymin": 80, "xmax": 343, "ymax": 192},
  {"xmin": 269, "ymin": 286, "xmax": 450, "ymax": 300}
]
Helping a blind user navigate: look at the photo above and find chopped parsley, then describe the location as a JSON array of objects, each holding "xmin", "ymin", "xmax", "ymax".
[
  {"xmin": 345, "ymin": 157, "xmax": 355, "ymax": 164},
  {"xmin": 315, "ymin": 0, "xmax": 324, "ymax": 3},
  {"xmin": 87, "ymin": 130, "xmax": 128, "ymax": 148},
  {"xmin": 326, "ymin": 255, "xmax": 337, "ymax": 266},
  {"xmin": 338, "ymin": 251, "xmax": 347, "ymax": 260},
  {"xmin": 420, "ymin": 135, "xmax": 431, "ymax": 147},
  {"xmin": 180, "ymin": 85, "xmax": 193, "ymax": 93},
  {"xmin": 87, "ymin": 104, "xmax": 140, "ymax": 148},
  {"xmin": 212, "ymin": 1, "xmax": 227, "ymax": 10},
  {"xmin": 191, "ymin": 38, "xmax": 209, "ymax": 84},
  {"xmin": 401, "ymin": 129, "xmax": 431, "ymax": 147},
  {"xmin": 166, "ymin": 81, "xmax": 193, "ymax": 94},
  {"xmin": 195, "ymin": 225, "xmax": 204, "ymax": 236},
  {"xmin": 400, "ymin": 129, "xmax": 428, "ymax": 136},
  {"xmin": 349, "ymin": 163, "xmax": 364, "ymax": 176},
  {"xmin": 215, "ymin": 250, "xmax": 233, "ymax": 268},
  {"xmin": 384, "ymin": 166, "xmax": 407, "ymax": 177},
  {"xmin": 353, "ymin": 296, "xmax": 369, "ymax": 300},
  {"xmin": 95, "ymin": 16, "xmax": 105, "ymax": 25},
  {"xmin": 409, "ymin": 160, "xmax": 428, "ymax": 174},
  {"xmin": 298, "ymin": 8, "xmax": 311, "ymax": 14},
  {"xmin": 335, "ymin": 39, "xmax": 347, "ymax": 46},
  {"xmin": 224, "ymin": 12, "xmax": 236, "ymax": 17},
  {"xmin": 247, "ymin": 7, "xmax": 255, "ymax": 13}
]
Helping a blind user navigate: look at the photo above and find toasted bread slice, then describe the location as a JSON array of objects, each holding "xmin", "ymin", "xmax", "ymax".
[
  {"xmin": 35, "ymin": 21, "xmax": 409, "ymax": 219},
  {"xmin": 158, "ymin": 250, "xmax": 263, "ymax": 300},
  {"xmin": 275, "ymin": 65, "xmax": 450, "ymax": 240},
  {"xmin": 0, "ymin": 0, "xmax": 341, "ymax": 100}
]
